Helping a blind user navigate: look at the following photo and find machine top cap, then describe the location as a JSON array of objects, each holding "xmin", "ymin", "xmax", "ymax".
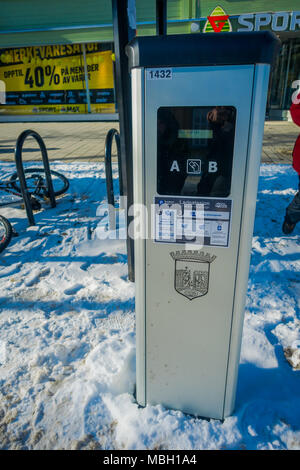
[{"xmin": 126, "ymin": 31, "xmax": 280, "ymax": 69}]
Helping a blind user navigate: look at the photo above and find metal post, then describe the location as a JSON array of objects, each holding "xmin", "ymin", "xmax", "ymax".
[
  {"xmin": 15, "ymin": 140, "xmax": 35, "ymax": 226},
  {"xmin": 156, "ymin": 0, "xmax": 167, "ymax": 36},
  {"xmin": 104, "ymin": 128, "xmax": 122, "ymax": 230},
  {"xmin": 112, "ymin": 0, "xmax": 136, "ymax": 282},
  {"xmin": 281, "ymin": 39, "xmax": 293, "ymax": 110},
  {"xmin": 82, "ymin": 43, "xmax": 92, "ymax": 114},
  {"xmin": 14, "ymin": 129, "xmax": 56, "ymax": 226}
]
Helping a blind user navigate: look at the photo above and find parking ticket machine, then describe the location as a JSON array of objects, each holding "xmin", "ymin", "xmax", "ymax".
[{"xmin": 126, "ymin": 32, "xmax": 279, "ymax": 419}]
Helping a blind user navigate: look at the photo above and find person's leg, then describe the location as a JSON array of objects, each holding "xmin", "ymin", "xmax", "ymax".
[{"xmin": 283, "ymin": 175, "xmax": 300, "ymax": 234}]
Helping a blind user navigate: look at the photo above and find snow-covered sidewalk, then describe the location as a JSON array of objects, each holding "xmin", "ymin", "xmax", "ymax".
[{"xmin": 0, "ymin": 162, "xmax": 299, "ymax": 450}]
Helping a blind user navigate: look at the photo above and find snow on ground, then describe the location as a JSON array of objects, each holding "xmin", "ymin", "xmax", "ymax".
[{"xmin": 0, "ymin": 161, "xmax": 299, "ymax": 450}]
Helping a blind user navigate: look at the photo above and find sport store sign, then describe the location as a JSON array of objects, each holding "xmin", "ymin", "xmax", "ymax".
[{"xmin": 237, "ymin": 11, "xmax": 300, "ymax": 32}]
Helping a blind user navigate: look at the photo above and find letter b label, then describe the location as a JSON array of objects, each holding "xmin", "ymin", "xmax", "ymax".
[{"xmin": 208, "ymin": 161, "xmax": 218, "ymax": 173}]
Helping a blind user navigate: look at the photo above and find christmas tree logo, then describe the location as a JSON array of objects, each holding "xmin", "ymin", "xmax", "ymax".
[{"xmin": 203, "ymin": 6, "xmax": 232, "ymax": 33}]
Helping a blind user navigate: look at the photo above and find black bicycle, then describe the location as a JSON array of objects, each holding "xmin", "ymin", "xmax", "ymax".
[
  {"xmin": 0, "ymin": 166, "xmax": 69, "ymax": 252},
  {"xmin": 0, "ymin": 215, "xmax": 12, "ymax": 253},
  {"xmin": 9, "ymin": 168, "xmax": 69, "ymax": 198},
  {"xmin": 0, "ymin": 168, "xmax": 69, "ymax": 210}
]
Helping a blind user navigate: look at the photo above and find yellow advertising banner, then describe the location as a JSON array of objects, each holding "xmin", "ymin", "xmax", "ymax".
[{"xmin": 0, "ymin": 43, "xmax": 116, "ymax": 115}]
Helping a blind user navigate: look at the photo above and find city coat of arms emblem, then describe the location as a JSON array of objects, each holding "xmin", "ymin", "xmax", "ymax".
[{"xmin": 170, "ymin": 250, "xmax": 217, "ymax": 300}]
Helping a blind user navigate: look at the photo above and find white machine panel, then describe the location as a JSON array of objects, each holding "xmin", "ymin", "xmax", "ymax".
[{"xmin": 129, "ymin": 32, "xmax": 277, "ymax": 419}]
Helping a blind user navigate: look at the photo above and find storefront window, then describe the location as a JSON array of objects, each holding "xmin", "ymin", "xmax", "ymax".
[
  {"xmin": 268, "ymin": 38, "xmax": 300, "ymax": 111},
  {"xmin": 0, "ymin": 42, "xmax": 116, "ymax": 115},
  {"xmin": 283, "ymin": 39, "xmax": 300, "ymax": 109}
]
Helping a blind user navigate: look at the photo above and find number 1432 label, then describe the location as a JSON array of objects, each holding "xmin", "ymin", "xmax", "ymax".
[{"xmin": 147, "ymin": 68, "xmax": 172, "ymax": 80}]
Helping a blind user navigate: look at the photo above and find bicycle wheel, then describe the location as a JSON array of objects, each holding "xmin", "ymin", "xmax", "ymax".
[
  {"xmin": 0, "ymin": 215, "xmax": 12, "ymax": 253},
  {"xmin": 9, "ymin": 168, "xmax": 69, "ymax": 197}
]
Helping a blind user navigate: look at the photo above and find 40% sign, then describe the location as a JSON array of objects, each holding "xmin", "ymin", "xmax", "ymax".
[{"xmin": 25, "ymin": 65, "xmax": 60, "ymax": 88}]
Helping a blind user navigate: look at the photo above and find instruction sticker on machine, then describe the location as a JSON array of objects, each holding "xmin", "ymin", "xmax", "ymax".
[{"xmin": 154, "ymin": 197, "xmax": 232, "ymax": 247}]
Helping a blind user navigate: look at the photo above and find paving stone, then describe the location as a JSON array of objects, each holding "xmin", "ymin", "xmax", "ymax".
[{"xmin": 0, "ymin": 120, "xmax": 298, "ymax": 165}]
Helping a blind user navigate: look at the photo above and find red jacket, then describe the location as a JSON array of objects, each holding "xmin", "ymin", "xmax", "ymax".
[{"xmin": 290, "ymin": 93, "xmax": 300, "ymax": 175}]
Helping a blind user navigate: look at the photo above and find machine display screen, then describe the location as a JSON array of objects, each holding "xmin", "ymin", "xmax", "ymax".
[{"xmin": 157, "ymin": 106, "xmax": 236, "ymax": 197}]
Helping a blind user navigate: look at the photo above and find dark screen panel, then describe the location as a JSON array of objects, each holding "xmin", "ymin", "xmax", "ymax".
[{"xmin": 157, "ymin": 106, "xmax": 236, "ymax": 197}]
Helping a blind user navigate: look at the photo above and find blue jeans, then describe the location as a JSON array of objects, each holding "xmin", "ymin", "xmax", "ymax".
[{"xmin": 286, "ymin": 176, "xmax": 300, "ymax": 224}]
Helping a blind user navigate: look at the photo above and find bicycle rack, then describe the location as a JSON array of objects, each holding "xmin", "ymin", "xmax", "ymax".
[
  {"xmin": 14, "ymin": 130, "xmax": 56, "ymax": 226},
  {"xmin": 104, "ymin": 128, "xmax": 123, "ymax": 230}
]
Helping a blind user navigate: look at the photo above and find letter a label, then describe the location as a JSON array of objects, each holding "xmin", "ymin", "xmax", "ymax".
[{"xmin": 170, "ymin": 160, "xmax": 180, "ymax": 172}]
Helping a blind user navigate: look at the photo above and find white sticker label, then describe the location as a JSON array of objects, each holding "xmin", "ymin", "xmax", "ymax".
[
  {"xmin": 147, "ymin": 69, "xmax": 172, "ymax": 80},
  {"xmin": 210, "ymin": 221, "xmax": 229, "ymax": 246},
  {"xmin": 156, "ymin": 208, "xmax": 177, "ymax": 241},
  {"xmin": 154, "ymin": 197, "xmax": 232, "ymax": 247}
]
